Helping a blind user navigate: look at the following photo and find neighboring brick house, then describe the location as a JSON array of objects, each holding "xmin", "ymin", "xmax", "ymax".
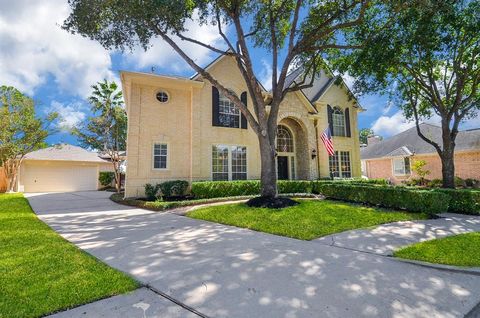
[
  {"xmin": 120, "ymin": 54, "xmax": 363, "ymax": 197},
  {"xmin": 361, "ymin": 123, "xmax": 480, "ymax": 184}
]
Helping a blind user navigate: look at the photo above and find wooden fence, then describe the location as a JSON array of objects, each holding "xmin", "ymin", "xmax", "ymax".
[{"xmin": 0, "ymin": 167, "xmax": 7, "ymax": 193}]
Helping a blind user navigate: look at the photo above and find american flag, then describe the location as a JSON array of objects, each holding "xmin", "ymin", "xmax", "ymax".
[{"xmin": 321, "ymin": 127, "xmax": 335, "ymax": 156}]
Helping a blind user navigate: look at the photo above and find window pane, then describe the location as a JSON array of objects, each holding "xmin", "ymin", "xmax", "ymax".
[
  {"xmin": 231, "ymin": 146, "xmax": 247, "ymax": 180},
  {"xmin": 219, "ymin": 95, "xmax": 240, "ymax": 128},
  {"xmin": 290, "ymin": 156, "xmax": 296, "ymax": 180},
  {"xmin": 329, "ymin": 151, "xmax": 340, "ymax": 177},
  {"xmin": 212, "ymin": 145, "xmax": 229, "ymax": 180},
  {"xmin": 332, "ymin": 108, "xmax": 345, "ymax": 137},
  {"xmin": 153, "ymin": 143, "xmax": 167, "ymax": 169},
  {"xmin": 393, "ymin": 158, "xmax": 405, "ymax": 175},
  {"xmin": 276, "ymin": 125, "xmax": 294, "ymax": 153},
  {"xmin": 340, "ymin": 151, "xmax": 351, "ymax": 178}
]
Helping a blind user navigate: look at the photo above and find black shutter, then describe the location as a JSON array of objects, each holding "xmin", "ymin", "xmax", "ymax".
[
  {"xmin": 240, "ymin": 91, "xmax": 248, "ymax": 129},
  {"xmin": 345, "ymin": 107, "xmax": 351, "ymax": 137},
  {"xmin": 327, "ymin": 105, "xmax": 334, "ymax": 136},
  {"xmin": 212, "ymin": 86, "xmax": 220, "ymax": 126}
]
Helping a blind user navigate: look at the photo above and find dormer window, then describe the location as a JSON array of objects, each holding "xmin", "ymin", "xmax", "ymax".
[{"xmin": 156, "ymin": 91, "xmax": 169, "ymax": 103}]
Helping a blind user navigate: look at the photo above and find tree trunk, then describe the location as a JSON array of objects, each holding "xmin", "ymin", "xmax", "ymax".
[
  {"xmin": 440, "ymin": 123, "xmax": 456, "ymax": 189},
  {"xmin": 258, "ymin": 134, "xmax": 277, "ymax": 198},
  {"xmin": 5, "ymin": 159, "xmax": 20, "ymax": 193},
  {"xmin": 115, "ymin": 170, "xmax": 121, "ymax": 193},
  {"xmin": 440, "ymin": 145, "xmax": 455, "ymax": 189}
]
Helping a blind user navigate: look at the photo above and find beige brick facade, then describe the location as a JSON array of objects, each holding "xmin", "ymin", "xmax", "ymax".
[
  {"xmin": 121, "ymin": 56, "xmax": 362, "ymax": 197},
  {"xmin": 363, "ymin": 151, "xmax": 480, "ymax": 184}
]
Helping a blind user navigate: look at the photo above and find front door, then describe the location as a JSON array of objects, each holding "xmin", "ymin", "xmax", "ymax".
[{"xmin": 277, "ymin": 156, "xmax": 289, "ymax": 180}]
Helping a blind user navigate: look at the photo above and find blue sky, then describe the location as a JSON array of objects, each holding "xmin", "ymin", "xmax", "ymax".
[{"xmin": 1, "ymin": 0, "xmax": 478, "ymax": 147}]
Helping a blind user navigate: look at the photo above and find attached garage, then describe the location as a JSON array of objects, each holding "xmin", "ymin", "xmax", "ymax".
[{"xmin": 17, "ymin": 144, "xmax": 112, "ymax": 193}]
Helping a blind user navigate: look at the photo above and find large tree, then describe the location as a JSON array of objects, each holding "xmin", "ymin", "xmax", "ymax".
[
  {"xmin": 73, "ymin": 80, "xmax": 127, "ymax": 193},
  {"xmin": 332, "ymin": 0, "xmax": 480, "ymax": 188},
  {"xmin": 64, "ymin": 0, "xmax": 376, "ymax": 200},
  {"xmin": 0, "ymin": 86, "xmax": 57, "ymax": 192}
]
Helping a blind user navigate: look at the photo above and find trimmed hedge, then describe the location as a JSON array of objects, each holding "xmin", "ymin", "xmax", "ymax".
[
  {"xmin": 313, "ymin": 183, "xmax": 449, "ymax": 215},
  {"xmin": 191, "ymin": 180, "xmax": 316, "ymax": 199},
  {"xmin": 433, "ymin": 189, "xmax": 480, "ymax": 215},
  {"xmin": 191, "ymin": 180, "xmax": 261, "ymax": 199}
]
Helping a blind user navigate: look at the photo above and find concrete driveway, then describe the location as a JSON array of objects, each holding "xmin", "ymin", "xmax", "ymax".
[{"xmin": 26, "ymin": 191, "xmax": 480, "ymax": 318}]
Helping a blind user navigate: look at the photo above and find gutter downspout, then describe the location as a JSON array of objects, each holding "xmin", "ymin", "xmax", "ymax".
[{"xmin": 314, "ymin": 119, "xmax": 321, "ymax": 179}]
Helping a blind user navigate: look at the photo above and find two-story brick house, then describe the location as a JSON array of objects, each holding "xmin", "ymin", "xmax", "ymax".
[{"xmin": 120, "ymin": 55, "xmax": 363, "ymax": 197}]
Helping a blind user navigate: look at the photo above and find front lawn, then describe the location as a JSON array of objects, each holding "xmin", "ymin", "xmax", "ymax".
[
  {"xmin": 394, "ymin": 232, "xmax": 480, "ymax": 267},
  {"xmin": 187, "ymin": 199, "xmax": 429, "ymax": 240},
  {"xmin": 0, "ymin": 194, "xmax": 139, "ymax": 318}
]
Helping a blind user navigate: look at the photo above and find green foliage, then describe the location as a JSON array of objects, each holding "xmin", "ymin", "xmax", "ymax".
[
  {"xmin": 191, "ymin": 181, "xmax": 261, "ymax": 199},
  {"xmin": 465, "ymin": 178, "xmax": 479, "ymax": 188},
  {"xmin": 144, "ymin": 183, "xmax": 159, "ymax": 201},
  {"xmin": 394, "ymin": 232, "xmax": 480, "ymax": 267},
  {"xmin": 411, "ymin": 160, "xmax": 430, "ymax": 180},
  {"xmin": 0, "ymin": 193, "xmax": 138, "ymax": 318},
  {"xmin": 427, "ymin": 179, "xmax": 443, "ymax": 188},
  {"xmin": 99, "ymin": 171, "xmax": 115, "ymax": 187},
  {"xmin": 188, "ymin": 200, "xmax": 428, "ymax": 240},
  {"xmin": 277, "ymin": 180, "xmax": 312, "ymax": 194},
  {"xmin": 454, "ymin": 176, "xmax": 466, "ymax": 188},
  {"xmin": 433, "ymin": 189, "xmax": 480, "ymax": 215},
  {"xmin": 359, "ymin": 128, "xmax": 374, "ymax": 144},
  {"xmin": 313, "ymin": 183, "xmax": 449, "ymax": 215},
  {"xmin": 0, "ymin": 86, "xmax": 57, "ymax": 165},
  {"xmin": 73, "ymin": 80, "xmax": 126, "ymax": 153},
  {"xmin": 157, "ymin": 180, "xmax": 189, "ymax": 198}
]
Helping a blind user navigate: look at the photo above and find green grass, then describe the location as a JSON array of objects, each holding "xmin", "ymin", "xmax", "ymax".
[
  {"xmin": 0, "ymin": 194, "xmax": 139, "ymax": 318},
  {"xmin": 394, "ymin": 232, "xmax": 480, "ymax": 267},
  {"xmin": 187, "ymin": 199, "xmax": 429, "ymax": 240}
]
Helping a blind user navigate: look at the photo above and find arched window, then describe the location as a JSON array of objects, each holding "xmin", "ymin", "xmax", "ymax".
[
  {"xmin": 277, "ymin": 125, "xmax": 294, "ymax": 153},
  {"xmin": 332, "ymin": 107, "xmax": 346, "ymax": 137}
]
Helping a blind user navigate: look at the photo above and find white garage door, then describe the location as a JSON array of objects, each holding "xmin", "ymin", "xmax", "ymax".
[{"xmin": 22, "ymin": 161, "xmax": 98, "ymax": 192}]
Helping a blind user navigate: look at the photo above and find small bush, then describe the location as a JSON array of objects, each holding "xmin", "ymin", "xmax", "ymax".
[
  {"xmin": 158, "ymin": 180, "xmax": 189, "ymax": 198},
  {"xmin": 455, "ymin": 176, "xmax": 466, "ymax": 188},
  {"xmin": 99, "ymin": 171, "xmax": 115, "ymax": 187},
  {"xmin": 427, "ymin": 179, "xmax": 443, "ymax": 188},
  {"xmin": 433, "ymin": 189, "xmax": 480, "ymax": 215},
  {"xmin": 313, "ymin": 183, "xmax": 448, "ymax": 215},
  {"xmin": 465, "ymin": 178, "xmax": 479, "ymax": 188},
  {"xmin": 144, "ymin": 183, "xmax": 160, "ymax": 201}
]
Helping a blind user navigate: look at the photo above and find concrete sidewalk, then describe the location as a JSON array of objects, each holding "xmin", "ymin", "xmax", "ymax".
[
  {"xmin": 315, "ymin": 213, "xmax": 480, "ymax": 255},
  {"xmin": 27, "ymin": 191, "xmax": 480, "ymax": 318}
]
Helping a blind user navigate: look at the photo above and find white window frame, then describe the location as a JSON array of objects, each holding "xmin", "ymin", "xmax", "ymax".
[
  {"xmin": 211, "ymin": 144, "xmax": 248, "ymax": 181},
  {"xmin": 392, "ymin": 157, "xmax": 411, "ymax": 176},
  {"xmin": 152, "ymin": 143, "xmax": 169, "ymax": 170},
  {"xmin": 329, "ymin": 150, "xmax": 351, "ymax": 178},
  {"xmin": 218, "ymin": 94, "xmax": 241, "ymax": 128},
  {"xmin": 332, "ymin": 107, "xmax": 346, "ymax": 137}
]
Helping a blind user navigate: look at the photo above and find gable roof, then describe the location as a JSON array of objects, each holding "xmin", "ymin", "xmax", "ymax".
[
  {"xmin": 25, "ymin": 144, "xmax": 109, "ymax": 163},
  {"xmin": 361, "ymin": 123, "xmax": 480, "ymax": 160}
]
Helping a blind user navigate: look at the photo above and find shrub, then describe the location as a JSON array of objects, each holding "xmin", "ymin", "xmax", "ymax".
[
  {"xmin": 313, "ymin": 183, "xmax": 449, "ymax": 215},
  {"xmin": 277, "ymin": 180, "xmax": 312, "ymax": 194},
  {"xmin": 411, "ymin": 160, "xmax": 430, "ymax": 184},
  {"xmin": 144, "ymin": 183, "xmax": 160, "ymax": 201},
  {"xmin": 99, "ymin": 171, "xmax": 115, "ymax": 187},
  {"xmin": 191, "ymin": 180, "xmax": 261, "ymax": 199},
  {"xmin": 465, "ymin": 178, "xmax": 479, "ymax": 188},
  {"xmin": 433, "ymin": 189, "xmax": 480, "ymax": 215},
  {"xmin": 427, "ymin": 179, "xmax": 443, "ymax": 188},
  {"xmin": 158, "ymin": 180, "xmax": 189, "ymax": 198},
  {"xmin": 455, "ymin": 176, "xmax": 466, "ymax": 188}
]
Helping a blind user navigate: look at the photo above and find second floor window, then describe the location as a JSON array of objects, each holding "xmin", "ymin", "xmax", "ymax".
[
  {"xmin": 219, "ymin": 95, "xmax": 240, "ymax": 128},
  {"xmin": 332, "ymin": 107, "xmax": 346, "ymax": 137}
]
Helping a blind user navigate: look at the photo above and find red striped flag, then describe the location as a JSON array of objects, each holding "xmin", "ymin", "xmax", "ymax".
[{"xmin": 321, "ymin": 127, "xmax": 335, "ymax": 156}]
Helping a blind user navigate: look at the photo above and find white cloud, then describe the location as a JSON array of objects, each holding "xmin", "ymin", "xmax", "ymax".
[
  {"xmin": 371, "ymin": 111, "xmax": 416, "ymax": 137},
  {"xmin": 259, "ymin": 59, "xmax": 273, "ymax": 90},
  {"xmin": 48, "ymin": 101, "xmax": 86, "ymax": 131},
  {"xmin": 0, "ymin": 0, "xmax": 115, "ymax": 97},
  {"xmin": 126, "ymin": 12, "xmax": 227, "ymax": 72}
]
